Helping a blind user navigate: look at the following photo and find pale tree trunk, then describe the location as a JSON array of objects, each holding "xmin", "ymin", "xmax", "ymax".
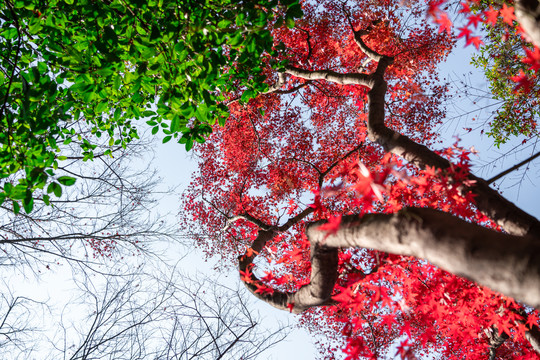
[{"xmin": 515, "ymin": 0, "xmax": 540, "ymax": 46}]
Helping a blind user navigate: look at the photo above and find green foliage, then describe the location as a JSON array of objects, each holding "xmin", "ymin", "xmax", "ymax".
[
  {"xmin": 470, "ymin": 3, "xmax": 540, "ymax": 147},
  {"xmin": 0, "ymin": 0, "xmax": 302, "ymax": 213}
]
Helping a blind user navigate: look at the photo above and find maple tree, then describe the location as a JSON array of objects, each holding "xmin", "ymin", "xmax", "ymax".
[{"xmin": 181, "ymin": 0, "xmax": 540, "ymax": 358}]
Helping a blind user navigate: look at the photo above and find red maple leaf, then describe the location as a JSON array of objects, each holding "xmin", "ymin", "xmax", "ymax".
[
  {"xmin": 511, "ymin": 70, "xmax": 534, "ymax": 93},
  {"xmin": 273, "ymin": 275, "xmax": 288, "ymax": 286},
  {"xmin": 254, "ymin": 283, "xmax": 275, "ymax": 295},
  {"xmin": 458, "ymin": 2, "xmax": 470, "ymax": 14},
  {"xmin": 496, "ymin": 318, "xmax": 513, "ymax": 336},
  {"xmin": 239, "ymin": 265, "xmax": 254, "ymax": 283},
  {"xmin": 467, "ymin": 14, "xmax": 483, "ymax": 28},
  {"xmin": 466, "ymin": 36, "xmax": 483, "ymax": 50},
  {"xmin": 500, "ymin": 4, "xmax": 516, "ymax": 26},
  {"xmin": 260, "ymin": 271, "xmax": 275, "ymax": 283},
  {"xmin": 484, "ymin": 6, "xmax": 499, "ymax": 26},
  {"xmin": 275, "ymin": 247, "xmax": 304, "ymax": 264},
  {"xmin": 287, "ymin": 198, "xmax": 298, "ymax": 215},
  {"xmin": 395, "ymin": 338, "xmax": 416, "ymax": 360},
  {"xmin": 427, "ymin": 0, "xmax": 444, "ymax": 18},
  {"xmin": 309, "ymin": 189, "xmax": 326, "ymax": 216},
  {"xmin": 527, "ymin": 312, "xmax": 540, "ymax": 329},
  {"xmin": 380, "ymin": 314, "xmax": 396, "ymax": 328},
  {"xmin": 523, "ymin": 46, "xmax": 540, "ymax": 72},
  {"xmin": 287, "ymin": 302, "xmax": 295, "ymax": 313},
  {"xmin": 435, "ymin": 13, "xmax": 453, "ymax": 34},
  {"xmin": 245, "ymin": 247, "xmax": 259, "ymax": 258},
  {"xmin": 457, "ymin": 26, "xmax": 472, "ymax": 40}
]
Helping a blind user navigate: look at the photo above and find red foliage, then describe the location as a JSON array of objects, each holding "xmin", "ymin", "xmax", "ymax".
[{"xmin": 179, "ymin": 1, "xmax": 540, "ymax": 359}]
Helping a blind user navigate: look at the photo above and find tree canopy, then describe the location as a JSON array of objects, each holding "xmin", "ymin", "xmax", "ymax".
[
  {"xmin": 3, "ymin": 0, "xmax": 540, "ymax": 358},
  {"xmin": 0, "ymin": 0, "xmax": 301, "ymax": 212},
  {"xmin": 180, "ymin": 0, "xmax": 540, "ymax": 358},
  {"xmin": 467, "ymin": 0, "xmax": 540, "ymax": 145}
]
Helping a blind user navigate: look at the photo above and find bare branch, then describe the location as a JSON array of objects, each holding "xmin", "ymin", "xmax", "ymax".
[
  {"xmin": 278, "ymin": 207, "xmax": 314, "ymax": 232},
  {"xmin": 226, "ymin": 213, "xmax": 273, "ymax": 232},
  {"xmin": 320, "ymin": 143, "xmax": 364, "ymax": 186},
  {"xmin": 285, "ymin": 65, "xmax": 373, "ymax": 87},
  {"xmin": 487, "ymin": 151, "xmax": 540, "ymax": 184},
  {"xmin": 297, "ymin": 27, "xmax": 313, "ymax": 64}
]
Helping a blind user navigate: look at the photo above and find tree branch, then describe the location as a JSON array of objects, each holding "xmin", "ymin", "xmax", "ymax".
[
  {"xmin": 306, "ymin": 207, "xmax": 540, "ymax": 310},
  {"xmin": 487, "ymin": 325, "xmax": 508, "ymax": 360},
  {"xmin": 297, "ymin": 27, "xmax": 313, "ymax": 64},
  {"xmin": 285, "ymin": 66, "xmax": 373, "ymax": 87},
  {"xmin": 278, "ymin": 207, "xmax": 314, "ymax": 232},
  {"xmin": 226, "ymin": 213, "xmax": 272, "ymax": 232},
  {"xmin": 487, "ymin": 151, "xmax": 540, "ymax": 184},
  {"xmin": 238, "ymin": 228, "xmax": 338, "ymax": 314},
  {"xmin": 320, "ymin": 143, "xmax": 364, "ymax": 186}
]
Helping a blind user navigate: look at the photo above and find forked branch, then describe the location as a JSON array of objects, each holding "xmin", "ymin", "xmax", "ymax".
[{"xmin": 238, "ymin": 22, "xmax": 540, "ymax": 320}]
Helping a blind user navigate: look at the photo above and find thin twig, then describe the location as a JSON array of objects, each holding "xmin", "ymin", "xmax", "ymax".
[{"xmin": 487, "ymin": 151, "xmax": 540, "ymax": 184}]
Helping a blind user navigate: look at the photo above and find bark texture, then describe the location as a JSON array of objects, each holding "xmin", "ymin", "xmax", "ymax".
[
  {"xmin": 307, "ymin": 208, "xmax": 540, "ymax": 310},
  {"xmin": 515, "ymin": 0, "xmax": 540, "ymax": 46}
]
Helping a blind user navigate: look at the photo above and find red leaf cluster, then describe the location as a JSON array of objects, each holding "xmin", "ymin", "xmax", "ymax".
[{"xmin": 179, "ymin": 1, "xmax": 540, "ymax": 358}]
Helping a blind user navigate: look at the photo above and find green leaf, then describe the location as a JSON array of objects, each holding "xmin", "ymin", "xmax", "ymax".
[
  {"xmin": 95, "ymin": 101, "xmax": 108, "ymax": 113},
  {"xmin": 218, "ymin": 19, "xmax": 232, "ymax": 29},
  {"xmin": 285, "ymin": 17, "xmax": 295, "ymax": 29},
  {"xmin": 47, "ymin": 182, "xmax": 62, "ymax": 197},
  {"xmin": 13, "ymin": 201, "xmax": 20, "ymax": 215},
  {"xmin": 186, "ymin": 137, "xmax": 194, "ymax": 151},
  {"xmin": 11, "ymin": 184, "xmax": 27, "ymax": 200},
  {"xmin": 171, "ymin": 116, "xmax": 180, "ymax": 132},
  {"xmin": 288, "ymin": 3, "xmax": 303, "ymax": 18},
  {"xmin": 162, "ymin": 135, "xmax": 172, "ymax": 143},
  {"xmin": 2, "ymin": 28, "xmax": 18, "ymax": 40},
  {"xmin": 23, "ymin": 197, "xmax": 34, "ymax": 214},
  {"xmin": 57, "ymin": 176, "xmax": 76, "ymax": 186},
  {"xmin": 241, "ymin": 89, "xmax": 255, "ymax": 103},
  {"xmin": 229, "ymin": 32, "xmax": 244, "ymax": 47}
]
